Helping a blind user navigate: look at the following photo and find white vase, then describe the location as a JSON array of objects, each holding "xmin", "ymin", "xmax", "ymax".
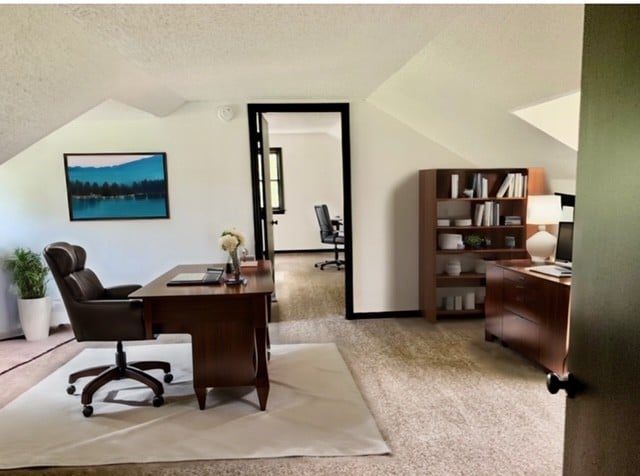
[
  {"xmin": 445, "ymin": 260, "xmax": 462, "ymax": 276},
  {"xmin": 17, "ymin": 296, "xmax": 52, "ymax": 341}
]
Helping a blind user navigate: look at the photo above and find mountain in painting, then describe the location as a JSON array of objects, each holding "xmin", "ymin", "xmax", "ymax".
[{"xmin": 67, "ymin": 154, "xmax": 166, "ymax": 185}]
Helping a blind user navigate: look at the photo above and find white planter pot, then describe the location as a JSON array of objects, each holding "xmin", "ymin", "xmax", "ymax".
[{"xmin": 17, "ymin": 296, "xmax": 52, "ymax": 341}]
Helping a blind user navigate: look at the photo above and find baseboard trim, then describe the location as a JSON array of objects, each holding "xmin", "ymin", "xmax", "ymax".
[
  {"xmin": 349, "ymin": 310, "xmax": 421, "ymax": 320},
  {"xmin": 275, "ymin": 249, "xmax": 334, "ymax": 254}
]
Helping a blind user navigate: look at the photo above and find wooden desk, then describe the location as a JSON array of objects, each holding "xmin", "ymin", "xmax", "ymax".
[
  {"xmin": 130, "ymin": 261, "xmax": 273, "ymax": 410},
  {"xmin": 485, "ymin": 259, "xmax": 571, "ymax": 373}
]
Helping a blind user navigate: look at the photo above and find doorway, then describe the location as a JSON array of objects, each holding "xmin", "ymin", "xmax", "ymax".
[{"xmin": 247, "ymin": 103, "xmax": 353, "ymax": 319}]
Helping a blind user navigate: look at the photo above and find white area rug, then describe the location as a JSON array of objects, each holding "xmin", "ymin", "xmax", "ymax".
[{"xmin": 0, "ymin": 342, "xmax": 389, "ymax": 469}]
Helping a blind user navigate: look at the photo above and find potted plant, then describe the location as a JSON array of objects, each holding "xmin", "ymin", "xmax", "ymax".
[
  {"xmin": 464, "ymin": 234, "xmax": 485, "ymax": 249},
  {"xmin": 2, "ymin": 247, "xmax": 52, "ymax": 341}
]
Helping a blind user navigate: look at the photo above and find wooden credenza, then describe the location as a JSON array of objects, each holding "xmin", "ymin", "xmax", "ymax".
[{"xmin": 485, "ymin": 260, "xmax": 571, "ymax": 374}]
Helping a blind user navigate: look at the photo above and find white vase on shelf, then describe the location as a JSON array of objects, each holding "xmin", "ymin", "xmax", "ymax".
[{"xmin": 445, "ymin": 260, "xmax": 462, "ymax": 276}]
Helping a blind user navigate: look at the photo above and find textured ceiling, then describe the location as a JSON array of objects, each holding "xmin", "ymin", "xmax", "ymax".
[{"xmin": 0, "ymin": 4, "xmax": 584, "ymax": 175}]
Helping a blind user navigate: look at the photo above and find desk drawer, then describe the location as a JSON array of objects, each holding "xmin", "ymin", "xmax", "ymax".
[
  {"xmin": 503, "ymin": 310, "xmax": 539, "ymax": 363},
  {"xmin": 503, "ymin": 274, "xmax": 546, "ymax": 324}
]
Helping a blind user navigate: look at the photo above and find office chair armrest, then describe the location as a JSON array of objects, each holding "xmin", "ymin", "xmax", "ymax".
[
  {"xmin": 73, "ymin": 299, "xmax": 145, "ymax": 341},
  {"xmin": 104, "ymin": 284, "xmax": 143, "ymax": 299},
  {"xmin": 79, "ymin": 299, "xmax": 143, "ymax": 314}
]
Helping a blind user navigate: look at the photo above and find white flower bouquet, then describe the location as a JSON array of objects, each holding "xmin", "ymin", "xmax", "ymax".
[{"xmin": 219, "ymin": 229, "xmax": 245, "ymax": 278}]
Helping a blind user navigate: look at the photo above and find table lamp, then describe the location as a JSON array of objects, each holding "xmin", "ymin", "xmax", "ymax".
[{"xmin": 526, "ymin": 195, "xmax": 563, "ymax": 263}]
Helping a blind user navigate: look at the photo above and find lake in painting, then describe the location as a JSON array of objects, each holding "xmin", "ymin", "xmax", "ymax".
[
  {"xmin": 64, "ymin": 153, "xmax": 169, "ymax": 220},
  {"xmin": 70, "ymin": 196, "xmax": 168, "ymax": 219}
]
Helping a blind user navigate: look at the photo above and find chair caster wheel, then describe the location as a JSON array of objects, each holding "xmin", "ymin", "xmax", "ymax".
[
  {"xmin": 66, "ymin": 385, "xmax": 76, "ymax": 395},
  {"xmin": 163, "ymin": 373, "xmax": 173, "ymax": 384},
  {"xmin": 153, "ymin": 395, "xmax": 164, "ymax": 407},
  {"xmin": 82, "ymin": 405, "xmax": 93, "ymax": 417}
]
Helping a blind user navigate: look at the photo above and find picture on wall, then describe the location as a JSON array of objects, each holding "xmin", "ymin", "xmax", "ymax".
[{"xmin": 63, "ymin": 152, "xmax": 170, "ymax": 221}]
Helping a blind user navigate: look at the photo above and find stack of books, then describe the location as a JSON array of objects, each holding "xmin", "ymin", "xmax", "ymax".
[
  {"xmin": 502, "ymin": 215, "xmax": 522, "ymax": 225},
  {"xmin": 496, "ymin": 173, "xmax": 528, "ymax": 198}
]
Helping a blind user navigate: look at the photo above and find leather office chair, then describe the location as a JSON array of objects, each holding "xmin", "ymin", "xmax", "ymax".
[
  {"xmin": 314, "ymin": 204, "xmax": 345, "ymax": 270},
  {"xmin": 43, "ymin": 242, "xmax": 172, "ymax": 417}
]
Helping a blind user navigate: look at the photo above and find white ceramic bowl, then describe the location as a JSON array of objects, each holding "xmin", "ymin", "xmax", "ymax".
[
  {"xmin": 454, "ymin": 218, "xmax": 472, "ymax": 226},
  {"xmin": 437, "ymin": 219, "xmax": 450, "ymax": 227},
  {"xmin": 438, "ymin": 233, "xmax": 464, "ymax": 250}
]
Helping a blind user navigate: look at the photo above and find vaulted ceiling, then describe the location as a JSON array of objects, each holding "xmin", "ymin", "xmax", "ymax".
[{"xmin": 0, "ymin": 4, "xmax": 584, "ymax": 178}]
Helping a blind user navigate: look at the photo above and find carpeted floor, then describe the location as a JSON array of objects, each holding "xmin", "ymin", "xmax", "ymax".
[
  {"xmin": 0, "ymin": 324, "xmax": 74, "ymax": 375},
  {"xmin": 271, "ymin": 252, "xmax": 345, "ymax": 322},
  {"xmin": 0, "ymin": 253, "xmax": 565, "ymax": 475},
  {"xmin": 0, "ymin": 343, "xmax": 389, "ymax": 469}
]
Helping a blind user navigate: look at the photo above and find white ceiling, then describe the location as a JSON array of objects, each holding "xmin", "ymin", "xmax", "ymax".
[{"xmin": 0, "ymin": 4, "xmax": 584, "ymax": 175}]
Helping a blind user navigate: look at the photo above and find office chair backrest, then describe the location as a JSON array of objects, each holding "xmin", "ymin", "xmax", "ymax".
[
  {"xmin": 44, "ymin": 241, "xmax": 144, "ymax": 342},
  {"xmin": 45, "ymin": 242, "xmax": 105, "ymax": 303},
  {"xmin": 314, "ymin": 205, "xmax": 335, "ymax": 240}
]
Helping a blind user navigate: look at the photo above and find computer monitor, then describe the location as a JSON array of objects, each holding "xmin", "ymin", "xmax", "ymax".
[{"xmin": 555, "ymin": 221, "xmax": 574, "ymax": 264}]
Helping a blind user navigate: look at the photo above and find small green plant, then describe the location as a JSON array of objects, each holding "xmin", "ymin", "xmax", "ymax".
[
  {"xmin": 464, "ymin": 234, "xmax": 484, "ymax": 249},
  {"xmin": 2, "ymin": 248, "xmax": 49, "ymax": 299}
]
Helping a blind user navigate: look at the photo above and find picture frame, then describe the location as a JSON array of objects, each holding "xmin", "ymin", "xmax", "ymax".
[{"xmin": 63, "ymin": 152, "xmax": 170, "ymax": 221}]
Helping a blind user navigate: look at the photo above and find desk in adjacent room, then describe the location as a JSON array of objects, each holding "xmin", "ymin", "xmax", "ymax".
[{"xmin": 130, "ymin": 261, "xmax": 273, "ymax": 411}]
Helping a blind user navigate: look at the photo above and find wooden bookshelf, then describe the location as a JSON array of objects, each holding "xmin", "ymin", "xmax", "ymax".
[{"xmin": 418, "ymin": 168, "xmax": 545, "ymax": 322}]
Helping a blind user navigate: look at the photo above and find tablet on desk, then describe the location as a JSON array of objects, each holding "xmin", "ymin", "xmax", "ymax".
[{"xmin": 167, "ymin": 269, "xmax": 223, "ymax": 286}]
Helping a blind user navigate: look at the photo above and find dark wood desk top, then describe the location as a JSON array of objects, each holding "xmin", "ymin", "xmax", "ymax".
[
  {"xmin": 490, "ymin": 259, "xmax": 571, "ymax": 286},
  {"xmin": 130, "ymin": 260, "xmax": 274, "ymax": 299}
]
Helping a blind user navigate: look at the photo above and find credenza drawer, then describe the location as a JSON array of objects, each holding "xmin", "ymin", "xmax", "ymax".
[
  {"xmin": 503, "ymin": 275, "xmax": 546, "ymax": 324},
  {"xmin": 503, "ymin": 311, "xmax": 539, "ymax": 363},
  {"xmin": 485, "ymin": 261, "xmax": 570, "ymax": 374}
]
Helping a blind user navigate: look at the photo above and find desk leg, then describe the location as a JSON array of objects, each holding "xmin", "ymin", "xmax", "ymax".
[
  {"xmin": 255, "ymin": 326, "xmax": 270, "ymax": 410},
  {"xmin": 195, "ymin": 387, "xmax": 207, "ymax": 410}
]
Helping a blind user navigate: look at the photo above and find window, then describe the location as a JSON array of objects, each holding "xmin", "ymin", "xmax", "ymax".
[{"xmin": 259, "ymin": 147, "xmax": 285, "ymax": 214}]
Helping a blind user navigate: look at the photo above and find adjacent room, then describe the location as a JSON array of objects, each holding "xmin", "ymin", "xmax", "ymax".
[{"xmin": 1, "ymin": 4, "xmax": 639, "ymax": 475}]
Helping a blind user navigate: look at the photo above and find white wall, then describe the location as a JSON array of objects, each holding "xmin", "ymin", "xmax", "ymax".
[
  {"xmin": 269, "ymin": 132, "xmax": 343, "ymax": 251},
  {"xmin": 1, "ymin": 98, "xmax": 573, "ymax": 336},
  {"xmin": 350, "ymin": 101, "xmax": 474, "ymax": 312},
  {"xmin": 0, "ymin": 101, "xmax": 255, "ymax": 336}
]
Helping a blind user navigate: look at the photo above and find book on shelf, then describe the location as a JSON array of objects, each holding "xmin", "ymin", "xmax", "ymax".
[
  {"xmin": 474, "ymin": 173, "xmax": 483, "ymax": 198},
  {"xmin": 470, "ymin": 174, "xmax": 478, "ymax": 198},
  {"xmin": 451, "ymin": 174, "xmax": 459, "ymax": 198},
  {"xmin": 483, "ymin": 201, "xmax": 493, "ymax": 226},
  {"xmin": 481, "ymin": 177, "xmax": 489, "ymax": 198},
  {"xmin": 493, "ymin": 202, "xmax": 500, "ymax": 226},
  {"xmin": 496, "ymin": 173, "xmax": 514, "ymax": 198},
  {"xmin": 474, "ymin": 203, "xmax": 485, "ymax": 226},
  {"xmin": 503, "ymin": 215, "xmax": 522, "ymax": 225}
]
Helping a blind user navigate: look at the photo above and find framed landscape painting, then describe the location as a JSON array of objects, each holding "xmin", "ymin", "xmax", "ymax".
[{"xmin": 63, "ymin": 152, "xmax": 170, "ymax": 221}]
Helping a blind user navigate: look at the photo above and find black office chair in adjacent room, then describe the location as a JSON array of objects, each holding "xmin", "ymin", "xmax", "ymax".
[
  {"xmin": 43, "ymin": 242, "xmax": 173, "ymax": 417},
  {"xmin": 314, "ymin": 204, "xmax": 346, "ymax": 270}
]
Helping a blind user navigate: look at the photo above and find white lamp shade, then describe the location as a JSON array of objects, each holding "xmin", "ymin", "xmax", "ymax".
[{"xmin": 527, "ymin": 195, "xmax": 563, "ymax": 225}]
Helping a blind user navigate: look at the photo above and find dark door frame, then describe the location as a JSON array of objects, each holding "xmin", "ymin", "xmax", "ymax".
[{"xmin": 247, "ymin": 103, "xmax": 354, "ymax": 320}]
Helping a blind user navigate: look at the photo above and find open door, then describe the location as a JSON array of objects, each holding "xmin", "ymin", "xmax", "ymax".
[
  {"xmin": 259, "ymin": 115, "xmax": 277, "ymax": 298},
  {"xmin": 248, "ymin": 113, "xmax": 277, "ymax": 299},
  {"xmin": 247, "ymin": 103, "xmax": 354, "ymax": 319},
  {"xmin": 553, "ymin": 6, "xmax": 640, "ymax": 474}
]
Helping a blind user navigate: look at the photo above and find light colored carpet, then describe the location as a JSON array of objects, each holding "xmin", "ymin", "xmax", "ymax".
[
  {"xmin": 0, "ymin": 342, "xmax": 389, "ymax": 469},
  {"xmin": 272, "ymin": 252, "xmax": 345, "ymax": 322},
  {"xmin": 0, "ymin": 324, "xmax": 74, "ymax": 375},
  {"xmin": 0, "ymin": 253, "xmax": 565, "ymax": 475}
]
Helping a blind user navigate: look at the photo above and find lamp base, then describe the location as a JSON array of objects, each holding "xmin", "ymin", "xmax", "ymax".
[{"xmin": 526, "ymin": 228, "xmax": 556, "ymax": 264}]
